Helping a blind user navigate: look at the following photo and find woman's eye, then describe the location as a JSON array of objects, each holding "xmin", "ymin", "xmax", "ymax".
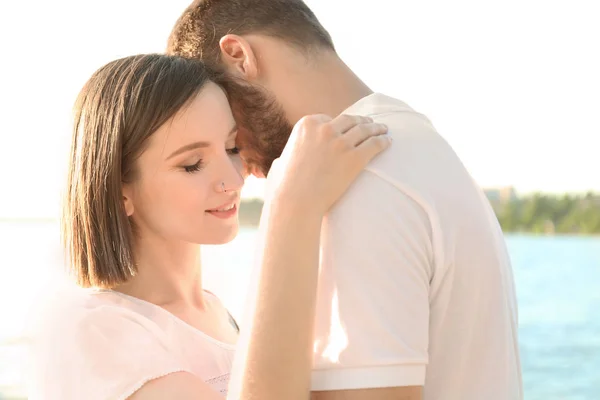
[
  {"xmin": 227, "ymin": 147, "xmax": 241, "ymax": 156},
  {"xmin": 183, "ymin": 160, "xmax": 204, "ymax": 173}
]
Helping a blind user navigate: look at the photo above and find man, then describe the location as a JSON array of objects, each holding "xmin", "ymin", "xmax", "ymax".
[{"xmin": 167, "ymin": 1, "xmax": 523, "ymax": 399}]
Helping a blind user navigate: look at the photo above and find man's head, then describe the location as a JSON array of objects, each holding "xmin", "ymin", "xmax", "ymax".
[
  {"xmin": 167, "ymin": 0, "xmax": 334, "ymax": 68},
  {"xmin": 167, "ymin": 0, "xmax": 336, "ymax": 176}
]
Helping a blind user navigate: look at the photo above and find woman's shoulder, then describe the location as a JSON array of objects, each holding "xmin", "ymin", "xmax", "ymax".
[
  {"xmin": 36, "ymin": 287, "xmax": 141, "ymax": 318},
  {"xmin": 29, "ymin": 288, "xmax": 189, "ymax": 400},
  {"xmin": 32, "ymin": 288, "xmax": 169, "ymax": 349}
]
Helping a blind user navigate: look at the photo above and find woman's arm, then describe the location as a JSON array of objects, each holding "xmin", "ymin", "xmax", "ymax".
[
  {"xmin": 129, "ymin": 372, "xmax": 223, "ymax": 400},
  {"xmin": 236, "ymin": 199, "xmax": 323, "ymax": 400}
]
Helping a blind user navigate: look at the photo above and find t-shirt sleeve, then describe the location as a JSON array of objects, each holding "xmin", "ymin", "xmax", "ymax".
[
  {"xmin": 310, "ymin": 170, "xmax": 434, "ymax": 391},
  {"xmin": 33, "ymin": 305, "xmax": 190, "ymax": 400}
]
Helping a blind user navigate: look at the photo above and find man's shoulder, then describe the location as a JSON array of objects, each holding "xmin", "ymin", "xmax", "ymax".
[
  {"xmin": 266, "ymin": 92, "xmax": 466, "ymax": 206},
  {"xmin": 343, "ymin": 93, "xmax": 417, "ymax": 118},
  {"xmin": 350, "ymin": 94, "xmax": 445, "ymax": 155}
]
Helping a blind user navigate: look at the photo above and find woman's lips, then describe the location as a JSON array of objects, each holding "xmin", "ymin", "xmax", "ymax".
[{"xmin": 206, "ymin": 203, "xmax": 237, "ymax": 219}]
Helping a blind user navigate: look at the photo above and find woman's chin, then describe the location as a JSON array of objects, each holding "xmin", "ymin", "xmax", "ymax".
[{"xmin": 200, "ymin": 224, "xmax": 240, "ymax": 245}]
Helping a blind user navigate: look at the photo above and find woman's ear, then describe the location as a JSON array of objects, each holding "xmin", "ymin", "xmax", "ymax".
[
  {"xmin": 219, "ymin": 34, "xmax": 259, "ymax": 80},
  {"xmin": 122, "ymin": 184, "xmax": 134, "ymax": 217}
]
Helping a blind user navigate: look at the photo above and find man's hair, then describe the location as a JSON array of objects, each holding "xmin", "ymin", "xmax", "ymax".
[
  {"xmin": 63, "ymin": 54, "xmax": 219, "ymax": 288},
  {"xmin": 167, "ymin": 0, "xmax": 335, "ymax": 63}
]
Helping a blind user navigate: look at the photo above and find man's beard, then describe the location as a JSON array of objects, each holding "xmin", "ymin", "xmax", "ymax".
[{"xmin": 219, "ymin": 77, "xmax": 293, "ymax": 177}]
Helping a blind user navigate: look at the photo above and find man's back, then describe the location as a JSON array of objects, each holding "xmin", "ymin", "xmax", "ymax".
[
  {"xmin": 308, "ymin": 93, "xmax": 522, "ymax": 399},
  {"xmin": 228, "ymin": 93, "xmax": 522, "ymax": 400}
]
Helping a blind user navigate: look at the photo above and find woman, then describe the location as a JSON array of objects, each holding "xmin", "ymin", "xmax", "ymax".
[{"xmin": 32, "ymin": 54, "xmax": 389, "ymax": 399}]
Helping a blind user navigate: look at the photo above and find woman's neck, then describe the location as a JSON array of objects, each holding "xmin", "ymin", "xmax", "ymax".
[{"xmin": 114, "ymin": 235, "xmax": 205, "ymax": 309}]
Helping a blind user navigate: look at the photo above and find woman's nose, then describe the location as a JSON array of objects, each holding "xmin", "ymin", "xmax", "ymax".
[
  {"xmin": 215, "ymin": 156, "xmax": 245, "ymax": 193},
  {"xmin": 215, "ymin": 178, "xmax": 243, "ymax": 193}
]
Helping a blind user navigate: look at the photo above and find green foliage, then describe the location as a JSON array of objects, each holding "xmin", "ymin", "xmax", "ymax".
[
  {"xmin": 238, "ymin": 198, "xmax": 264, "ymax": 226},
  {"xmin": 240, "ymin": 191, "xmax": 600, "ymax": 235},
  {"xmin": 494, "ymin": 191, "xmax": 600, "ymax": 234}
]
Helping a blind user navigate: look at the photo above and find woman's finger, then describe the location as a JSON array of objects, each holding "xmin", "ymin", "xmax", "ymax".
[
  {"xmin": 329, "ymin": 114, "xmax": 373, "ymax": 135},
  {"xmin": 344, "ymin": 123, "xmax": 388, "ymax": 147},
  {"xmin": 355, "ymin": 134, "xmax": 393, "ymax": 167}
]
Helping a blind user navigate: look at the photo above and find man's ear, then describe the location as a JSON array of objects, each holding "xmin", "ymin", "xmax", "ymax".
[{"xmin": 219, "ymin": 34, "xmax": 259, "ymax": 80}]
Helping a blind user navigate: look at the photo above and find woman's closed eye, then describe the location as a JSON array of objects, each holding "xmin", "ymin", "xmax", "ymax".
[
  {"xmin": 226, "ymin": 146, "xmax": 240, "ymax": 156},
  {"xmin": 183, "ymin": 160, "xmax": 204, "ymax": 173},
  {"xmin": 182, "ymin": 148, "xmax": 239, "ymax": 173}
]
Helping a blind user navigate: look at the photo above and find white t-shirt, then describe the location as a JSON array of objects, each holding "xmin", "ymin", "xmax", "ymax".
[
  {"xmin": 227, "ymin": 93, "xmax": 523, "ymax": 400},
  {"xmin": 29, "ymin": 289, "xmax": 236, "ymax": 400}
]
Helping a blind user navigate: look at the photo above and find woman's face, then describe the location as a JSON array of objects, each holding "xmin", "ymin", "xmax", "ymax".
[{"xmin": 123, "ymin": 82, "xmax": 245, "ymax": 245}]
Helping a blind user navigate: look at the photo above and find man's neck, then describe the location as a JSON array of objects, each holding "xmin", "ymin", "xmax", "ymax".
[{"xmin": 282, "ymin": 53, "xmax": 373, "ymax": 124}]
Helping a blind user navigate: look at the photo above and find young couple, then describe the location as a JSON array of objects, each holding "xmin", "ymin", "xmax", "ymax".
[{"xmin": 31, "ymin": 1, "xmax": 522, "ymax": 399}]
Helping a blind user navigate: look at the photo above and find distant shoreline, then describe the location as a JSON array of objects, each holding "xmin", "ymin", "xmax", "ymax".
[
  {"xmin": 0, "ymin": 219, "xmax": 598, "ymax": 237},
  {"xmin": 2, "ymin": 191, "xmax": 599, "ymax": 235}
]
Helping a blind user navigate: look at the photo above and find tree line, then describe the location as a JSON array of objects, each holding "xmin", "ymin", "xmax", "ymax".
[
  {"xmin": 239, "ymin": 191, "xmax": 600, "ymax": 235},
  {"xmin": 493, "ymin": 192, "xmax": 599, "ymax": 234}
]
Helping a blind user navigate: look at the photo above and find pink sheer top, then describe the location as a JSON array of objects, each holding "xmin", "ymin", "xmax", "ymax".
[{"xmin": 30, "ymin": 288, "xmax": 236, "ymax": 399}]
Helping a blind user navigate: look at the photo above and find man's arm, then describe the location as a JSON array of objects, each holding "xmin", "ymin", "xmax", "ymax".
[{"xmin": 309, "ymin": 170, "xmax": 436, "ymax": 399}]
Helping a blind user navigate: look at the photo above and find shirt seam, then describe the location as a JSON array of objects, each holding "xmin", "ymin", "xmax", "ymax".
[
  {"xmin": 362, "ymin": 109, "xmax": 431, "ymax": 121},
  {"xmin": 310, "ymin": 364, "xmax": 426, "ymax": 390},
  {"xmin": 362, "ymin": 168, "xmax": 447, "ymax": 278},
  {"xmin": 312, "ymin": 361, "xmax": 428, "ymax": 372}
]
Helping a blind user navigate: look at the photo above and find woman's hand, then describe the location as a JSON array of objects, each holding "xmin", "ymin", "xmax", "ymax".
[{"xmin": 275, "ymin": 114, "xmax": 390, "ymax": 216}]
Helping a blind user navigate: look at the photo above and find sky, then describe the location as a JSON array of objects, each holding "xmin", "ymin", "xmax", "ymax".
[{"xmin": 0, "ymin": 0, "xmax": 598, "ymax": 218}]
